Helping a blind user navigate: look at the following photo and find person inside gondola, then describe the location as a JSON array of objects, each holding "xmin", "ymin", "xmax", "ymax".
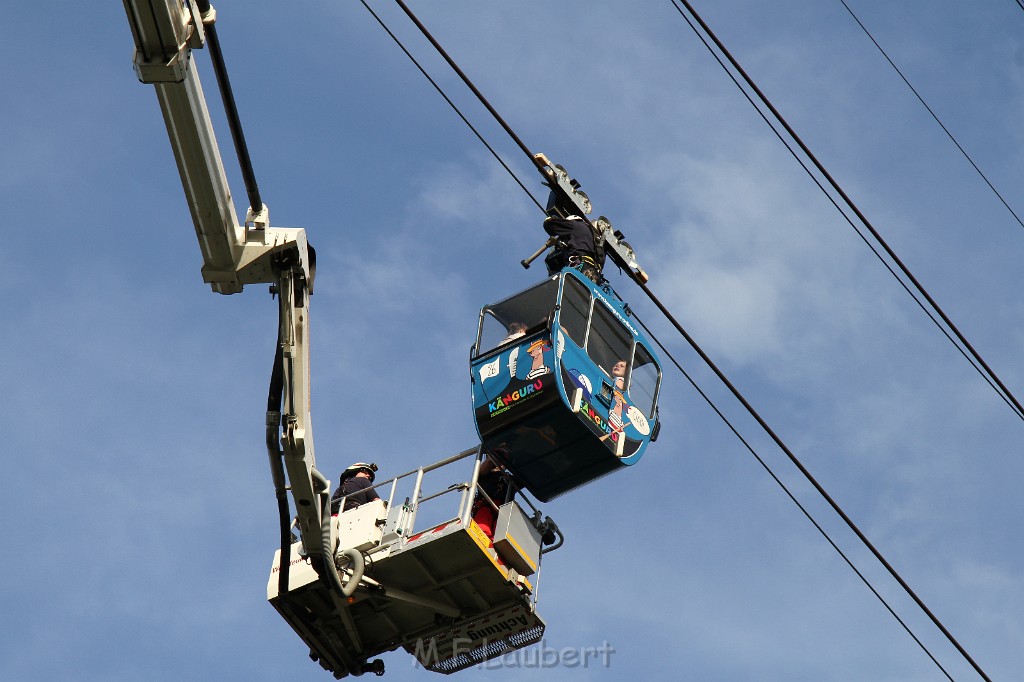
[
  {"xmin": 501, "ymin": 321, "xmax": 527, "ymax": 345},
  {"xmin": 543, "ymin": 214, "xmax": 604, "ymax": 282},
  {"xmin": 472, "ymin": 456, "xmax": 510, "ymax": 539},
  {"xmin": 610, "ymin": 360, "xmax": 628, "ymax": 429},
  {"xmin": 611, "ymin": 360, "xmax": 627, "ymax": 389},
  {"xmin": 331, "ymin": 462, "xmax": 381, "ymax": 515}
]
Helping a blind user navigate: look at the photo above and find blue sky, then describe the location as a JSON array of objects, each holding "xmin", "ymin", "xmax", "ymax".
[{"xmin": 3, "ymin": 1, "xmax": 1023, "ymax": 680}]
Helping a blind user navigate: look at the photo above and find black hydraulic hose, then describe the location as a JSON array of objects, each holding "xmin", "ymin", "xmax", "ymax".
[
  {"xmin": 540, "ymin": 526, "xmax": 564, "ymax": 554},
  {"xmin": 266, "ymin": 343, "xmax": 291, "ymax": 595},
  {"xmin": 267, "ymin": 286, "xmax": 354, "ymax": 599},
  {"xmin": 192, "ymin": 0, "xmax": 263, "ymax": 215}
]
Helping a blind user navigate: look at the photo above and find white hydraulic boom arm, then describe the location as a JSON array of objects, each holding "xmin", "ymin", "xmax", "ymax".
[{"xmin": 122, "ymin": 0, "xmax": 331, "ymax": 565}]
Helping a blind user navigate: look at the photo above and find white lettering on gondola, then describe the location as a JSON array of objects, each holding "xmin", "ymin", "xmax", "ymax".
[{"xmin": 592, "ymin": 290, "xmax": 637, "ymax": 337}]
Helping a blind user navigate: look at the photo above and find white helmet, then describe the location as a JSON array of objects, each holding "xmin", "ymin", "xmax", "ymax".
[{"xmin": 342, "ymin": 462, "xmax": 378, "ymax": 482}]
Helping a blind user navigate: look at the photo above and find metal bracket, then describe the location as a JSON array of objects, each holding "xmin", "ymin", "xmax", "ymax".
[{"xmin": 533, "ymin": 153, "xmax": 649, "ymax": 283}]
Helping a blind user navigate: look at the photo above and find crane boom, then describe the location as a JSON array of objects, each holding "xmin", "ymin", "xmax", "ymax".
[
  {"xmin": 123, "ymin": 0, "xmax": 305, "ymax": 294},
  {"xmin": 122, "ymin": 0, "xmax": 329, "ymax": 561},
  {"xmin": 123, "ymin": 0, "xmax": 244, "ymax": 292}
]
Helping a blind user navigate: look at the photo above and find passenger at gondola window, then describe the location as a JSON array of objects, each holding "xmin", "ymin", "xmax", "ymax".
[
  {"xmin": 501, "ymin": 321, "xmax": 527, "ymax": 345},
  {"xmin": 612, "ymin": 360, "xmax": 628, "ymax": 389}
]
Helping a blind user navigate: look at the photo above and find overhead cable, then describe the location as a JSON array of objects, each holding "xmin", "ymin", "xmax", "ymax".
[
  {"xmin": 390, "ymin": 0, "xmax": 543, "ymax": 174},
  {"xmin": 667, "ymin": 0, "xmax": 1024, "ymax": 427},
  {"xmin": 357, "ymin": 0, "xmax": 544, "ymax": 212},
  {"xmin": 667, "ymin": 0, "xmax": 1019, "ymax": 419},
  {"xmin": 839, "ymin": 0, "xmax": 1024, "ymax": 233},
  {"xmin": 633, "ymin": 313, "xmax": 955, "ymax": 681},
  {"xmin": 666, "ymin": 1, "xmax": 996, "ymax": 675},
  {"xmin": 638, "ymin": 273, "xmax": 988, "ymax": 681},
  {"xmin": 372, "ymin": 1, "xmax": 991, "ymax": 678}
]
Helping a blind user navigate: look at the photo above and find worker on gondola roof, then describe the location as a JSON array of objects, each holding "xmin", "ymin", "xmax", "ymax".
[{"xmin": 543, "ymin": 214, "xmax": 604, "ymax": 283}]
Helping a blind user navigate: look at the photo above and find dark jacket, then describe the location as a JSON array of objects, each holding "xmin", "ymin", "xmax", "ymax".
[
  {"xmin": 331, "ymin": 475, "xmax": 380, "ymax": 514},
  {"xmin": 476, "ymin": 469, "xmax": 509, "ymax": 509},
  {"xmin": 543, "ymin": 216, "xmax": 603, "ymax": 268}
]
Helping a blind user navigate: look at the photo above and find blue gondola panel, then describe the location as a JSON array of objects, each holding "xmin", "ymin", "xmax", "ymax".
[{"xmin": 471, "ymin": 269, "xmax": 661, "ymax": 502}]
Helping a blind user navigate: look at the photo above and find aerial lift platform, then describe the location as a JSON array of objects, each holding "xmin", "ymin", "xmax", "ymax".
[{"xmin": 269, "ymin": 449, "xmax": 558, "ymax": 676}]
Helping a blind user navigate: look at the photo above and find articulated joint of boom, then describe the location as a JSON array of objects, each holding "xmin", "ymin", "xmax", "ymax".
[
  {"xmin": 533, "ymin": 153, "xmax": 649, "ymax": 283},
  {"xmin": 201, "ymin": 222, "xmax": 316, "ymax": 294}
]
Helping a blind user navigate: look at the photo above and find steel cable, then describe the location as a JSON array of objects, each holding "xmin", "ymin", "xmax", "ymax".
[
  {"xmin": 668, "ymin": 0, "xmax": 1024, "ymax": 427},
  {"xmin": 631, "ymin": 312, "xmax": 955, "ymax": 681},
  {"xmin": 839, "ymin": 0, "xmax": 1024, "ymax": 233},
  {"xmin": 667, "ymin": 0, "xmax": 1019, "ymax": 420},
  {"xmin": 372, "ymin": 1, "xmax": 993, "ymax": 677},
  {"xmin": 358, "ymin": 0, "xmax": 544, "ymax": 212}
]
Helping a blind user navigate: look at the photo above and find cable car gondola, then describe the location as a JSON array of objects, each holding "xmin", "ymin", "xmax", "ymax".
[{"xmin": 470, "ymin": 265, "xmax": 662, "ymax": 502}]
